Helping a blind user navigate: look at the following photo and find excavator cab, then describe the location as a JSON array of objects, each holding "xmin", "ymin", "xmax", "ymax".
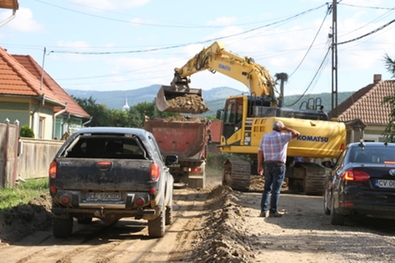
[{"xmin": 155, "ymin": 73, "xmax": 209, "ymax": 114}]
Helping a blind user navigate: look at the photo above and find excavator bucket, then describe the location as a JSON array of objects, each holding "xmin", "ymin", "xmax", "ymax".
[{"xmin": 156, "ymin": 85, "xmax": 209, "ymax": 114}]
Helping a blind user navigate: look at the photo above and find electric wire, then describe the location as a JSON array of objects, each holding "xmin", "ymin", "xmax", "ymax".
[
  {"xmin": 339, "ymin": 3, "xmax": 395, "ymax": 10},
  {"xmin": 284, "ymin": 46, "xmax": 331, "ymax": 107},
  {"xmin": 47, "ymin": 4, "xmax": 328, "ymax": 55},
  {"xmin": 288, "ymin": 5, "xmax": 331, "ymax": 78},
  {"xmin": 338, "ymin": 18, "xmax": 395, "ymax": 45},
  {"xmin": 15, "ymin": 1, "xmax": 394, "ymax": 93}
]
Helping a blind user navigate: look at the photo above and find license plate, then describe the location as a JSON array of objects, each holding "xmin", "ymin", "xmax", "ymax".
[
  {"xmin": 86, "ymin": 192, "xmax": 121, "ymax": 202},
  {"xmin": 376, "ymin": 179, "xmax": 395, "ymax": 189}
]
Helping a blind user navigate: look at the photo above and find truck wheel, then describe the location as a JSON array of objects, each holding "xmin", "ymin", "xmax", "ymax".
[
  {"xmin": 148, "ymin": 211, "xmax": 165, "ymax": 238},
  {"xmin": 77, "ymin": 217, "xmax": 92, "ymax": 224},
  {"xmin": 330, "ymin": 196, "xmax": 345, "ymax": 225},
  {"xmin": 53, "ymin": 216, "xmax": 73, "ymax": 238}
]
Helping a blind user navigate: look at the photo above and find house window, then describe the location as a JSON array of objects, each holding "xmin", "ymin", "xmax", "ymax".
[{"xmin": 38, "ymin": 117, "xmax": 45, "ymax": 139}]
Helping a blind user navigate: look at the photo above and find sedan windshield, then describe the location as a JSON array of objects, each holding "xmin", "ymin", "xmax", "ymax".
[{"xmin": 350, "ymin": 145, "xmax": 395, "ymax": 164}]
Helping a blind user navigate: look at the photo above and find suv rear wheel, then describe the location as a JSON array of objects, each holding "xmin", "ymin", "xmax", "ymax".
[
  {"xmin": 53, "ymin": 216, "xmax": 73, "ymax": 238},
  {"xmin": 148, "ymin": 210, "xmax": 165, "ymax": 238}
]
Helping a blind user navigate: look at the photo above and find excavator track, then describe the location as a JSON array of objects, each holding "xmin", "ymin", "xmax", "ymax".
[
  {"xmin": 287, "ymin": 162, "xmax": 326, "ymax": 195},
  {"xmin": 222, "ymin": 158, "xmax": 251, "ymax": 191}
]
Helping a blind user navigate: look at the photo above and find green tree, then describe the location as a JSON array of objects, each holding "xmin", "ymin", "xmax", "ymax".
[
  {"xmin": 382, "ymin": 54, "xmax": 395, "ymax": 142},
  {"xmin": 132, "ymin": 101, "xmax": 179, "ymax": 122},
  {"xmin": 73, "ymin": 96, "xmax": 111, "ymax": 126},
  {"xmin": 73, "ymin": 96, "xmax": 187, "ymax": 128},
  {"xmin": 385, "ymin": 54, "xmax": 395, "ymax": 78}
]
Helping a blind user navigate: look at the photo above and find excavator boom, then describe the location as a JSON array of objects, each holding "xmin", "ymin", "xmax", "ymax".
[{"xmin": 156, "ymin": 41, "xmax": 278, "ymax": 114}]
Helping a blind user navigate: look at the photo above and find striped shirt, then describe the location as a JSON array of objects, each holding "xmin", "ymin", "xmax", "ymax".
[{"xmin": 258, "ymin": 131, "xmax": 293, "ymax": 163}]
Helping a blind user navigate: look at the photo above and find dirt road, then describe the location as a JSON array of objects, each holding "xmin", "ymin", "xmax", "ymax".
[{"xmin": 1, "ymin": 174, "xmax": 395, "ymax": 262}]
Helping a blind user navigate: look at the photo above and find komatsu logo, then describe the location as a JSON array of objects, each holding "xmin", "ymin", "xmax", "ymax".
[
  {"xmin": 219, "ymin": 64, "xmax": 231, "ymax": 71},
  {"xmin": 297, "ymin": 135, "xmax": 329, "ymax": 143}
]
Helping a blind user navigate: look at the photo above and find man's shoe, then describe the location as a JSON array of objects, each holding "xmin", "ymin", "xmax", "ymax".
[
  {"xmin": 269, "ymin": 211, "xmax": 283, "ymax": 218},
  {"xmin": 259, "ymin": 211, "xmax": 268, "ymax": 217}
]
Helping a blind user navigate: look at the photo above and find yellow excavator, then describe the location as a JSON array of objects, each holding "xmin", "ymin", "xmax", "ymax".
[{"xmin": 156, "ymin": 41, "xmax": 346, "ymax": 194}]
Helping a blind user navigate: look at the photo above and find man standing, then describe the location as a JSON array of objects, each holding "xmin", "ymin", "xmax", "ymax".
[{"xmin": 257, "ymin": 120, "xmax": 300, "ymax": 217}]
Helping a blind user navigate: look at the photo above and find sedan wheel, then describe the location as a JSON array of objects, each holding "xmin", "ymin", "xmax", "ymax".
[
  {"xmin": 323, "ymin": 188, "xmax": 330, "ymax": 215},
  {"xmin": 330, "ymin": 195, "xmax": 345, "ymax": 225}
]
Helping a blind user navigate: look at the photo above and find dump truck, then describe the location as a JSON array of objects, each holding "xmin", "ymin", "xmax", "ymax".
[
  {"xmin": 155, "ymin": 41, "xmax": 346, "ymax": 195},
  {"xmin": 144, "ymin": 116, "xmax": 210, "ymax": 188}
]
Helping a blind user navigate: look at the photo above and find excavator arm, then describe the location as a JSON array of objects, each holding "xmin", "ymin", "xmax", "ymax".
[{"xmin": 156, "ymin": 41, "xmax": 279, "ymax": 114}]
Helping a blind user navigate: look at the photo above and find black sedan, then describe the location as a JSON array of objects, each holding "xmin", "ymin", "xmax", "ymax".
[{"xmin": 324, "ymin": 141, "xmax": 395, "ymax": 225}]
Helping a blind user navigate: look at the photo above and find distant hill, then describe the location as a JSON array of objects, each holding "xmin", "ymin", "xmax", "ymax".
[
  {"xmin": 66, "ymin": 85, "xmax": 243, "ymax": 112},
  {"xmin": 66, "ymin": 86, "xmax": 354, "ymax": 115}
]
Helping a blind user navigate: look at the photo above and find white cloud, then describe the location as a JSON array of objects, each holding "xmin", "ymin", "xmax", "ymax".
[
  {"xmin": 71, "ymin": 0, "xmax": 150, "ymax": 11},
  {"xmin": 57, "ymin": 40, "xmax": 90, "ymax": 49},
  {"xmin": 207, "ymin": 17, "xmax": 237, "ymax": 26},
  {"xmin": 1, "ymin": 7, "xmax": 42, "ymax": 32}
]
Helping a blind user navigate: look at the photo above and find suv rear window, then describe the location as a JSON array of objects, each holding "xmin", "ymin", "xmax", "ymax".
[{"xmin": 64, "ymin": 136, "xmax": 146, "ymax": 159}]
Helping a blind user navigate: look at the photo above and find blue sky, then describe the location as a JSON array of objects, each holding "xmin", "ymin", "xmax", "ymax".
[{"xmin": 1, "ymin": 0, "xmax": 394, "ymax": 98}]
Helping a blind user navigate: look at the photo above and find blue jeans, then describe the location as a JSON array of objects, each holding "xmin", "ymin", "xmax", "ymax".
[{"xmin": 260, "ymin": 162, "xmax": 285, "ymax": 213}]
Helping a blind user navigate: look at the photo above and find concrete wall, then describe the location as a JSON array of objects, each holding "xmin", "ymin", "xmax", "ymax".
[{"xmin": 18, "ymin": 138, "xmax": 63, "ymax": 179}]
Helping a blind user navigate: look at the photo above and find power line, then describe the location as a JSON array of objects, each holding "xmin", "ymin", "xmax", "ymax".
[
  {"xmin": 338, "ymin": 18, "xmax": 395, "ymax": 45},
  {"xmin": 48, "ymin": 4, "xmax": 328, "ymax": 55},
  {"xmin": 339, "ymin": 3, "xmax": 395, "ymax": 10},
  {"xmin": 288, "ymin": 4, "xmax": 331, "ymax": 78},
  {"xmin": 284, "ymin": 47, "xmax": 331, "ymax": 107}
]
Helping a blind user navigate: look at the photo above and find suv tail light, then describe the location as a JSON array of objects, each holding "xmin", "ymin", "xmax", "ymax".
[
  {"xmin": 49, "ymin": 161, "xmax": 57, "ymax": 194},
  {"xmin": 343, "ymin": 170, "xmax": 370, "ymax": 182},
  {"xmin": 150, "ymin": 162, "xmax": 160, "ymax": 181},
  {"xmin": 49, "ymin": 161, "xmax": 57, "ymax": 179}
]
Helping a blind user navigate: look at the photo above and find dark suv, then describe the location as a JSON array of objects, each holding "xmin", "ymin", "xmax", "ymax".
[
  {"xmin": 324, "ymin": 142, "xmax": 395, "ymax": 225},
  {"xmin": 49, "ymin": 127, "xmax": 175, "ymax": 238}
]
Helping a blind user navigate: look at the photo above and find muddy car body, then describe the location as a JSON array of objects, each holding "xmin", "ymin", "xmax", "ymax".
[{"xmin": 49, "ymin": 127, "xmax": 175, "ymax": 238}]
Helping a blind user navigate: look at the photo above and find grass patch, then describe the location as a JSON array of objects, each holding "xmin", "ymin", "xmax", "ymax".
[{"xmin": 0, "ymin": 178, "xmax": 48, "ymax": 210}]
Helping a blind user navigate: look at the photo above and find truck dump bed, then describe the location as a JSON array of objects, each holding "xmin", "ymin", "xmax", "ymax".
[{"xmin": 144, "ymin": 116, "xmax": 209, "ymax": 160}]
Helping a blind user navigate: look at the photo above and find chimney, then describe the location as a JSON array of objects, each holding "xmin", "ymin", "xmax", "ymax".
[{"xmin": 373, "ymin": 74, "xmax": 382, "ymax": 83}]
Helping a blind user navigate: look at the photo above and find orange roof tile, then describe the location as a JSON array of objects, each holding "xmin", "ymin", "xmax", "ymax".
[
  {"xmin": 12, "ymin": 54, "xmax": 90, "ymax": 118},
  {"xmin": 0, "ymin": 47, "xmax": 62, "ymax": 104},
  {"xmin": 329, "ymin": 80, "xmax": 395, "ymax": 125}
]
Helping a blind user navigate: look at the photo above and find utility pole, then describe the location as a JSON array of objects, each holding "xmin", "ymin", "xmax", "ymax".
[
  {"xmin": 331, "ymin": 0, "xmax": 338, "ymax": 117},
  {"xmin": 274, "ymin": 73, "xmax": 288, "ymax": 107}
]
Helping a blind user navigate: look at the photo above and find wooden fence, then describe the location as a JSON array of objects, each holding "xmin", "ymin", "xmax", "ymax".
[{"xmin": 0, "ymin": 121, "xmax": 63, "ymax": 188}]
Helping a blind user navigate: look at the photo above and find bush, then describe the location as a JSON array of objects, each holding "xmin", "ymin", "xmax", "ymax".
[{"xmin": 20, "ymin": 125, "xmax": 34, "ymax": 138}]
